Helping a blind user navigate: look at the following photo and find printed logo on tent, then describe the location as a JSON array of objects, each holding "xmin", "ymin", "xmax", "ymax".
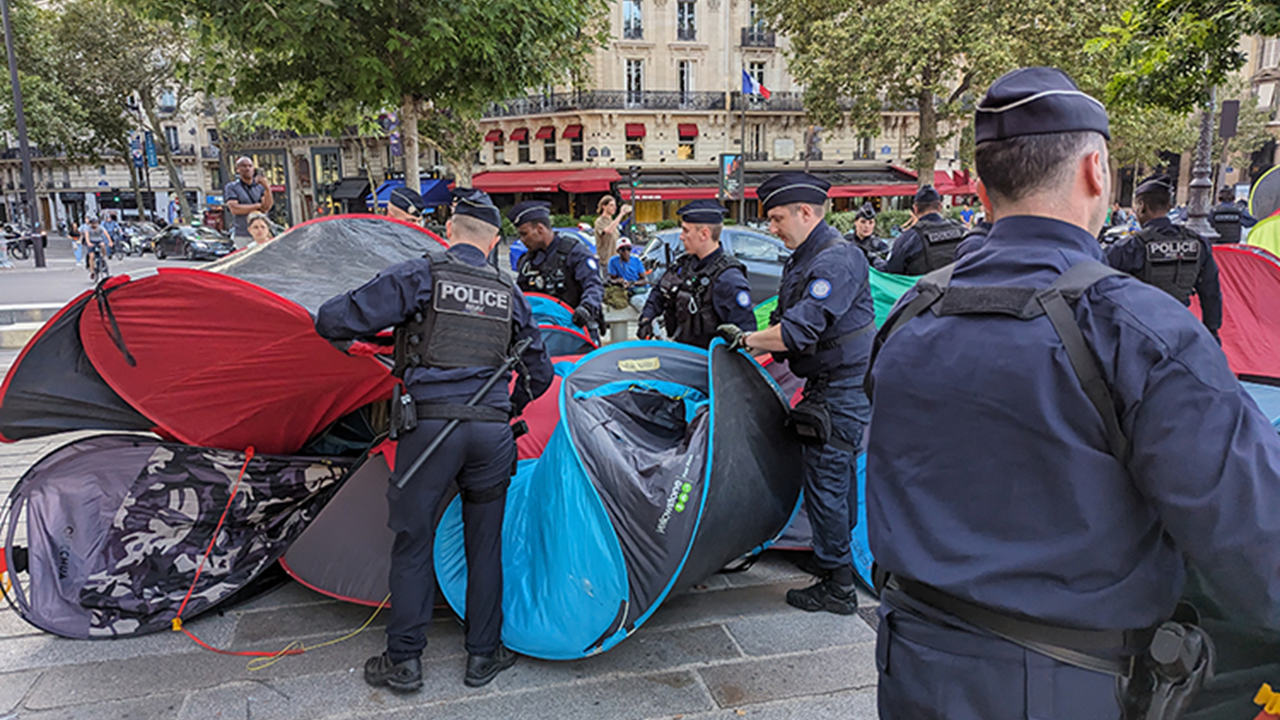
[
  {"xmin": 657, "ymin": 456, "xmax": 698, "ymax": 535},
  {"xmin": 618, "ymin": 357, "xmax": 661, "ymax": 372}
]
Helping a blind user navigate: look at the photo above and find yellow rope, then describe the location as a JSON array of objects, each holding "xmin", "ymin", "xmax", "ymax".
[{"xmin": 246, "ymin": 593, "xmax": 391, "ymax": 672}]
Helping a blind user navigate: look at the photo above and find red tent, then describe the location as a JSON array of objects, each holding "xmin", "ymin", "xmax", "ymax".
[{"xmin": 1190, "ymin": 244, "xmax": 1280, "ymax": 382}]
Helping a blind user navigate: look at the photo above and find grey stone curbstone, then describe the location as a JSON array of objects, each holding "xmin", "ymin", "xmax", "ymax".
[{"xmin": 14, "ymin": 692, "xmax": 186, "ymax": 720}]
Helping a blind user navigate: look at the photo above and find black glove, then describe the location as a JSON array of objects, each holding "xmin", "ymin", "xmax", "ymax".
[
  {"xmin": 572, "ymin": 304, "xmax": 592, "ymax": 328},
  {"xmin": 637, "ymin": 317, "xmax": 654, "ymax": 340},
  {"xmin": 717, "ymin": 324, "xmax": 748, "ymax": 350}
]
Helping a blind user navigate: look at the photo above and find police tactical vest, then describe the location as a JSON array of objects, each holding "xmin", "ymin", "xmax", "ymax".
[
  {"xmin": 516, "ymin": 235, "xmax": 583, "ymax": 307},
  {"xmin": 1136, "ymin": 225, "xmax": 1203, "ymax": 305},
  {"xmin": 393, "ymin": 253, "xmax": 515, "ymax": 376},
  {"xmin": 657, "ymin": 252, "xmax": 745, "ymax": 348},
  {"xmin": 904, "ymin": 217, "xmax": 967, "ymax": 275},
  {"xmin": 1209, "ymin": 203, "xmax": 1242, "ymax": 244}
]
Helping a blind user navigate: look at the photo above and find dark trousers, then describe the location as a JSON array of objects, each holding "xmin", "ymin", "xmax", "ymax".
[
  {"xmin": 800, "ymin": 375, "xmax": 869, "ymax": 570},
  {"xmin": 385, "ymin": 418, "xmax": 514, "ymax": 661},
  {"xmin": 876, "ymin": 592, "xmax": 1124, "ymax": 720}
]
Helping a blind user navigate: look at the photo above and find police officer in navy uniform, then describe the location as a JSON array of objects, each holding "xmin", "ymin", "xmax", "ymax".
[
  {"xmin": 867, "ymin": 67, "xmax": 1280, "ymax": 720},
  {"xmin": 509, "ymin": 200, "xmax": 604, "ymax": 340},
  {"xmin": 844, "ymin": 202, "xmax": 890, "ymax": 270},
  {"xmin": 1209, "ymin": 186, "xmax": 1257, "ymax": 244},
  {"xmin": 884, "ymin": 185, "xmax": 967, "ymax": 275},
  {"xmin": 315, "ymin": 189, "xmax": 553, "ymax": 692},
  {"xmin": 638, "ymin": 200, "xmax": 756, "ymax": 346},
  {"xmin": 719, "ymin": 172, "xmax": 876, "ymax": 615},
  {"xmin": 386, "ymin": 186, "xmax": 428, "ymax": 226},
  {"xmin": 1105, "ymin": 173, "xmax": 1223, "ymax": 341}
]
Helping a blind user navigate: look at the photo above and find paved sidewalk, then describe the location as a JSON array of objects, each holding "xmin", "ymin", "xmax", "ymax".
[{"xmin": 0, "ymin": 357, "xmax": 882, "ymax": 719}]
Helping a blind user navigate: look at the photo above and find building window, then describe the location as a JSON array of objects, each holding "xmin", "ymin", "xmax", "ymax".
[
  {"xmin": 679, "ymin": 61, "xmax": 694, "ymax": 106},
  {"xmin": 623, "ymin": 0, "xmax": 643, "ymax": 39},
  {"xmin": 211, "ymin": 166, "xmax": 225, "ymax": 189},
  {"xmin": 164, "ymin": 126, "xmax": 180, "ymax": 150},
  {"xmin": 626, "ymin": 125, "xmax": 645, "ymax": 161},
  {"xmin": 159, "ymin": 89, "xmax": 177, "ymax": 112},
  {"xmin": 569, "ymin": 126, "xmax": 584, "ymax": 161},
  {"xmin": 626, "ymin": 59, "xmax": 644, "ymax": 107},
  {"xmin": 858, "ymin": 136, "xmax": 873, "ymax": 159},
  {"xmin": 678, "ymin": 125, "xmax": 697, "ymax": 161},
  {"xmin": 749, "ymin": 2, "xmax": 765, "ymax": 32},
  {"xmin": 1265, "ymin": 38, "xmax": 1280, "ymax": 69},
  {"xmin": 748, "ymin": 61, "xmax": 766, "ymax": 88},
  {"xmin": 542, "ymin": 128, "xmax": 557, "ymax": 162},
  {"xmin": 677, "ymin": 0, "xmax": 696, "ymax": 41},
  {"xmin": 518, "ymin": 138, "xmax": 531, "ymax": 163}
]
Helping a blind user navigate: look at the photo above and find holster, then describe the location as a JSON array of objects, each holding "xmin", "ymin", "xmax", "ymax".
[
  {"xmin": 787, "ymin": 395, "xmax": 833, "ymax": 446},
  {"xmin": 388, "ymin": 384, "xmax": 417, "ymax": 440},
  {"xmin": 1119, "ymin": 618, "xmax": 1215, "ymax": 720}
]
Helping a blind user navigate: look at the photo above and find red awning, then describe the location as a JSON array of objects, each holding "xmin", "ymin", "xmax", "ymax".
[
  {"xmin": 535, "ymin": 126, "xmax": 555, "ymax": 140},
  {"xmin": 678, "ymin": 123, "xmax": 699, "ymax": 138},
  {"xmin": 510, "ymin": 128, "xmax": 529, "ymax": 142},
  {"xmin": 472, "ymin": 168, "xmax": 621, "ymax": 194},
  {"xmin": 563, "ymin": 124, "xmax": 583, "ymax": 139},
  {"xmin": 484, "ymin": 129, "xmax": 503, "ymax": 143},
  {"xmin": 828, "ymin": 184, "xmax": 920, "ymax": 198},
  {"xmin": 625, "ymin": 123, "xmax": 646, "ymax": 138},
  {"xmin": 559, "ymin": 169, "xmax": 622, "ymax": 194}
]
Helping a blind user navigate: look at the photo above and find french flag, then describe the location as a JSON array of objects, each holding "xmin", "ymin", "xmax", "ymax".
[{"xmin": 742, "ymin": 69, "xmax": 771, "ymax": 99}]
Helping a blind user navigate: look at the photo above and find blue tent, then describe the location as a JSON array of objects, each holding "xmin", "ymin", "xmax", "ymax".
[{"xmin": 366, "ymin": 178, "xmax": 452, "ymax": 209}]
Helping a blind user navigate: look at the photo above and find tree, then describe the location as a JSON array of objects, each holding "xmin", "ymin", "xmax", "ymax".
[
  {"xmin": 0, "ymin": 0, "xmax": 91, "ymax": 159},
  {"xmin": 134, "ymin": 0, "xmax": 609, "ymax": 192}
]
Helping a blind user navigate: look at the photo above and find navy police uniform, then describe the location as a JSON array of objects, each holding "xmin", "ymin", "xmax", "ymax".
[
  {"xmin": 509, "ymin": 200, "xmax": 604, "ymax": 339},
  {"xmin": 758, "ymin": 173, "xmax": 876, "ymax": 610},
  {"xmin": 639, "ymin": 200, "xmax": 756, "ymax": 346},
  {"xmin": 867, "ymin": 67, "xmax": 1280, "ymax": 720},
  {"xmin": 316, "ymin": 191, "xmax": 553, "ymax": 688},
  {"xmin": 884, "ymin": 186, "xmax": 967, "ymax": 275},
  {"xmin": 845, "ymin": 203, "xmax": 890, "ymax": 271},
  {"xmin": 1209, "ymin": 195, "xmax": 1257, "ymax": 244}
]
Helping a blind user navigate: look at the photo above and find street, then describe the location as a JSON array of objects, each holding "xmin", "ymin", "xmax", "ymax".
[{"xmin": 1, "ymin": 235, "xmax": 182, "ymax": 306}]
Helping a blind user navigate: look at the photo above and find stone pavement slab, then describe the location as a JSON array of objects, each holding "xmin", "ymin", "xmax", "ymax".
[{"xmin": 697, "ymin": 645, "xmax": 878, "ymax": 708}]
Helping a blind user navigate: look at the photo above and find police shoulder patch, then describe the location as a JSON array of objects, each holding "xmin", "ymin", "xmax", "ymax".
[
  {"xmin": 808, "ymin": 278, "xmax": 832, "ymax": 299},
  {"xmin": 736, "ymin": 290, "xmax": 752, "ymax": 308},
  {"xmin": 587, "ymin": 258, "xmax": 598, "ymax": 271}
]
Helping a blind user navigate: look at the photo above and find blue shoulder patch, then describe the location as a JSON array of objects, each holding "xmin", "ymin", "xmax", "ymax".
[
  {"xmin": 808, "ymin": 278, "xmax": 832, "ymax": 300},
  {"xmin": 736, "ymin": 290, "xmax": 752, "ymax": 308},
  {"xmin": 586, "ymin": 258, "xmax": 598, "ymax": 271}
]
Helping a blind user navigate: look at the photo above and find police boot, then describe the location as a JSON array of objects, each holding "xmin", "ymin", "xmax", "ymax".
[
  {"xmin": 786, "ymin": 568, "xmax": 858, "ymax": 615},
  {"xmin": 364, "ymin": 652, "xmax": 423, "ymax": 693},
  {"xmin": 464, "ymin": 645, "xmax": 518, "ymax": 688}
]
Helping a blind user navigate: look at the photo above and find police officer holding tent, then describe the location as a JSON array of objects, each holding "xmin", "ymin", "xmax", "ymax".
[
  {"xmin": 867, "ymin": 66, "xmax": 1280, "ymax": 720},
  {"xmin": 1105, "ymin": 173, "xmax": 1223, "ymax": 341},
  {"xmin": 884, "ymin": 185, "xmax": 967, "ymax": 275},
  {"xmin": 1209, "ymin": 185, "xmax": 1257, "ymax": 244},
  {"xmin": 638, "ymin": 199, "xmax": 756, "ymax": 346},
  {"xmin": 509, "ymin": 200, "xmax": 604, "ymax": 340},
  {"xmin": 315, "ymin": 188, "xmax": 553, "ymax": 692},
  {"xmin": 718, "ymin": 172, "xmax": 875, "ymax": 615}
]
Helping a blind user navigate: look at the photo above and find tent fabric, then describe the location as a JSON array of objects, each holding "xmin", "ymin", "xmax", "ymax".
[
  {"xmin": 526, "ymin": 292, "xmax": 577, "ymax": 328},
  {"xmin": 3, "ymin": 434, "xmax": 351, "ymax": 638},
  {"xmin": 1242, "ymin": 381, "xmax": 1280, "ymax": 428},
  {"xmin": 753, "ymin": 267, "xmax": 917, "ymax": 331},
  {"xmin": 1189, "ymin": 244, "xmax": 1280, "ymax": 381}
]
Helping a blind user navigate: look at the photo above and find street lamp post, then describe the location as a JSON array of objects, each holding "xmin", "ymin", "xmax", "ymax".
[
  {"xmin": 1, "ymin": 0, "xmax": 45, "ymax": 267},
  {"xmin": 1186, "ymin": 88, "xmax": 1219, "ymax": 241}
]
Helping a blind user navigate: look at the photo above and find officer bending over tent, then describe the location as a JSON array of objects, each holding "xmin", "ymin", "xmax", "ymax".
[
  {"xmin": 1105, "ymin": 173, "xmax": 1223, "ymax": 342},
  {"xmin": 718, "ymin": 172, "xmax": 875, "ymax": 615},
  {"xmin": 638, "ymin": 199, "xmax": 755, "ymax": 346},
  {"xmin": 315, "ymin": 188, "xmax": 553, "ymax": 692},
  {"xmin": 510, "ymin": 200, "xmax": 605, "ymax": 342},
  {"xmin": 867, "ymin": 66, "xmax": 1280, "ymax": 720}
]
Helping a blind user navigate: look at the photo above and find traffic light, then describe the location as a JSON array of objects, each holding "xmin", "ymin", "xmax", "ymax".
[{"xmin": 628, "ymin": 165, "xmax": 641, "ymax": 188}]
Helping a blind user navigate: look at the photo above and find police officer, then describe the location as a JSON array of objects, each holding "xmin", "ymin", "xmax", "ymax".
[
  {"xmin": 315, "ymin": 189, "xmax": 553, "ymax": 692},
  {"xmin": 844, "ymin": 203, "xmax": 890, "ymax": 270},
  {"xmin": 867, "ymin": 67, "xmax": 1280, "ymax": 720},
  {"xmin": 387, "ymin": 187, "xmax": 427, "ymax": 226},
  {"xmin": 1209, "ymin": 186, "xmax": 1257, "ymax": 244},
  {"xmin": 638, "ymin": 200, "xmax": 755, "ymax": 346},
  {"xmin": 884, "ymin": 185, "xmax": 967, "ymax": 275},
  {"xmin": 1105, "ymin": 173, "xmax": 1223, "ymax": 341},
  {"xmin": 510, "ymin": 200, "xmax": 604, "ymax": 340},
  {"xmin": 719, "ymin": 172, "xmax": 875, "ymax": 615}
]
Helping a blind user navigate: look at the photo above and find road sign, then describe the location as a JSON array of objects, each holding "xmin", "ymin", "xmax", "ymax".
[
  {"xmin": 144, "ymin": 132, "xmax": 158, "ymax": 168},
  {"xmin": 881, "ymin": 146, "xmax": 892, "ymax": 155}
]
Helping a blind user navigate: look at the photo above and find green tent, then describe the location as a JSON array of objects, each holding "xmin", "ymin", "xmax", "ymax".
[{"xmin": 754, "ymin": 268, "xmax": 918, "ymax": 331}]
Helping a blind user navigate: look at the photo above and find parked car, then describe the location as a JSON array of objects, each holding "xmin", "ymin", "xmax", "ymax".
[
  {"xmin": 123, "ymin": 221, "xmax": 163, "ymax": 255},
  {"xmin": 152, "ymin": 226, "xmax": 234, "ymax": 260},
  {"xmin": 641, "ymin": 227, "xmax": 790, "ymax": 305},
  {"xmin": 508, "ymin": 227, "xmax": 597, "ymax": 272}
]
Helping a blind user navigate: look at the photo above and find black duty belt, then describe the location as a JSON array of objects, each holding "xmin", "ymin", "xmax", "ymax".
[
  {"xmin": 415, "ymin": 402, "xmax": 509, "ymax": 423},
  {"xmin": 886, "ymin": 575, "xmax": 1154, "ymax": 677},
  {"xmin": 815, "ymin": 321, "xmax": 876, "ymax": 352}
]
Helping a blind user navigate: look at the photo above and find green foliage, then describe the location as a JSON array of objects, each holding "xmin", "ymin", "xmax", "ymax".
[
  {"xmin": 551, "ymin": 214, "xmax": 579, "ymax": 228},
  {"xmin": 1212, "ymin": 77, "xmax": 1274, "ymax": 169},
  {"xmin": 0, "ymin": 0, "xmax": 91, "ymax": 156},
  {"xmin": 826, "ymin": 211, "xmax": 856, "ymax": 233},
  {"xmin": 828, "ymin": 209, "xmax": 913, "ymax": 237},
  {"xmin": 656, "ymin": 219, "xmax": 679, "ymax": 231}
]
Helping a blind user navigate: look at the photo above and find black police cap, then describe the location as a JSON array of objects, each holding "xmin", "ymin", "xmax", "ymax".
[
  {"xmin": 676, "ymin": 199, "xmax": 729, "ymax": 225},
  {"xmin": 508, "ymin": 200, "xmax": 553, "ymax": 227},
  {"xmin": 757, "ymin": 172, "xmax": 831, "ymax": 213},
  {"xmin": 855, "ymin": 203, "xmax": 877, "ymax": 221},
  {"xmin": 1134, "ymin": 173, "xmax": 1175, "ymax": 199},
  {"xmin": 451, "ymin": 187, "xmax": 502, "ymax": 229},
  {"xmin": 914, "ymin": 185, "xmax": 942, "ymax": 206},
  {"xmin": 389, "ymin": 186, "xmax": 427, "ymax": 215},
  {"xmin": 975, "ymin": 67, "xmax": 1110, "ymax": 144}
]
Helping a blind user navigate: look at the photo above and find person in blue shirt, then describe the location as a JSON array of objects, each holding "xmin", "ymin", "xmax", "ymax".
[
  {"xmin": 606, "ymin": 237, "xmax": 649, "ymax": 312},
  {"xmin": 101, "ymin": 212, "xmax": 123, "ymax": 258},
  {"xmin": 639, "ymin": 200, "xmax": 754, "ymax": 346},
  {"xmin": 719, "ymin": 174, "xmax": 875, "ymax": 615},
  {"xmin": 867, "ymin": 66, "xmax": 1280, "ymax": 720},
  {"xmin": 884, "ymin": 185, "xmax": 967, "ymax": 275},
  {"xmin": 315, "ymin": 189, "xmax": 553, "ymax": 693},
  {"xmin": 510, "ymin": 200, "xmax": 604, "ymax": 341}
]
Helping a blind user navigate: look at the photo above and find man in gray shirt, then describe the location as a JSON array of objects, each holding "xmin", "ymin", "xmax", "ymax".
[{"xmin": 224, "ymin": 156, "xmax": 274, "ymax": 242}]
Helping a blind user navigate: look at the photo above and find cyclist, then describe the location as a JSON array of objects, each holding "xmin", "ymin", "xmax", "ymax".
[{"xmin": 81, "ymin": 215, "xmax": 113, "ymax": 281}]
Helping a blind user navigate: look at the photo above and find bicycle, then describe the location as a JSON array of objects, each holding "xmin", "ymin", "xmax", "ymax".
[{"xmin": 89, "ymin": 244, "xmax": 110, "ymax": 283}]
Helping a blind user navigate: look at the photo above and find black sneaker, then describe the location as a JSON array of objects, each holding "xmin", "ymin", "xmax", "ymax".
[
  {"xmin": 786, "ymin": 577, "xmax": 858, "ymax": 615},
  {"xmin": 464, "ymin": 645, "xmax": 518, "ymax": 688},
  {"xmin": 364, "ymin": 652, "xmax": 423, "ymax": 692}
]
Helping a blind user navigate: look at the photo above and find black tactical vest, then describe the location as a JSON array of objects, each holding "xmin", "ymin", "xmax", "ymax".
[
  {"xmin": 393, "ymin": 253, "xmax": 515, "ymax": 376},
  {"xmin": 657, "ymin": 251, "xmax": 746, "ymax": 348},
  {"xmin": 1209, "ymin": 203, "xmax": 1242, "ymax": 244},
  {"xmin": 516, "ymin": 234, "xmax": 583, "ymax": 307},
  {"xmin": 904, "ymin": 217, "xmax": 967, "ymax": 275},
  {"xmin": 1136, "ymin": 225, "xmax": 1203, "ymax": 305}
]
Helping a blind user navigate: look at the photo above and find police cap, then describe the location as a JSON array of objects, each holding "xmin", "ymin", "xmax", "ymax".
[
  {"xmin": 1134, "ymin": 173, "xmax": 1175, "ymax": 200},
  {"xmin": 389, "ymin": 186, "xmax": 427, "ymax": 216},
  {"xmin": 975, "ymin": 67, "xmax": 1110, "ymax": 144},
  {"xmin": 914, "ymin": 185, "xmax": 942, "ymax": 206},
  {"xmin": 508, "ymin": 200, "xmax": 553, "ymax": 227},
  {"xmin": 855, "ymin": 202, "xmax": 877, "ymax": 221},
  {"xmin": 676, "ymin": 199, "xmax": 729, "ymax": 225},
  {"xmin": 757, "ymin": 172, "xmax": 830, "ymax": 213},
  {"xmin": 451, "ymin": 187, "xmax": 502, "ymax": 229}
]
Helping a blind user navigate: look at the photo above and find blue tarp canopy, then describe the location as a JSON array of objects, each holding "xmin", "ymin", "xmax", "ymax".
[{"xmin": 366, "ymin": 178, "xmax": 452, "ymax": 209}]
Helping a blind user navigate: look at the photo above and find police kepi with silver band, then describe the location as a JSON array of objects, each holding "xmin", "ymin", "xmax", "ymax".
[
  {"xmin": 509, "ymin": 200, "xmax": 605, "ymax": 341},
  {"xmin": 867, "ymin": 66, "xmax": 1280, "ymax": 720},
  {"xmin": 721, "ymin": 171, "xmax": 875, "ymax": 616},
  {"xmin": 639, "ymin": 199, "xmax": 755, "ymax": 347},
  {"xmin": 315, "ymin": 188, "xmax": 554, "ymax": 692},
  {"xmin": 884, "ymin": 185, "xmax": 967, "ymax": 275},
  {"xmin": 1104, "ymin": 173, "xmax": 1224, "ymax": 342}
]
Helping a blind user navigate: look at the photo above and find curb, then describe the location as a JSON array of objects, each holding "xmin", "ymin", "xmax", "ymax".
[
  {"xmin": 0, "ymin": 303, "xmax": 63, "ymax": 326},
  {"xmin": 0, "ymin": 321, "xmax": 42, "ymax": 350}
]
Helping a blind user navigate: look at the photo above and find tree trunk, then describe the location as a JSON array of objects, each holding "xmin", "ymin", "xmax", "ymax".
[
  {"xmin": 209, "ymin": 101, "xmax": 231, "ymax": 191},
  {"xmin": 358, "ymin": 139, "xmax": 378, "ymax": 212},
  {"xmin": 125, "ymin": 146, "xmax": 143, "ymax": 222},
  {"xmin": 140, "ymin": 87, "xmax": 195, "ymax": 224},
  {"xmin": 916, "ymin": 81, "xmax": 937, "ymax": 190},
  {"xmin": 403, "ymin": 95, "xmax": 420, "ymax": 193}
]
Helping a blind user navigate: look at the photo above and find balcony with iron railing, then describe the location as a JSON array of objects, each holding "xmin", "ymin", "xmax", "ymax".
[
  {"xmin": 172, "ymin": 144, "xmax": 196, "ymax": 157},
  {"xmin": 484, "ymin": 90, "xmax": 730, "ymax": 117},
  {"xmin": 742, "ymin": 28, "xmax": 776, "ymax": 48},
  {"xmin": 201, "ymin": 146, "xmax": 221, "ymax": 159},
  {"xmin": 623, "ymin": 22, "xmax": 643, "ymax": 40},
  {"xmin": 743, "ymin": 151, "xmax": 769, "ymax": 162}
]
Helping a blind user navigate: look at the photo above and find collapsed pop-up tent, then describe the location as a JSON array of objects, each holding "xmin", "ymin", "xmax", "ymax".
[{"xmin": 1191, "ymin": 244, "xmax": 1280, "ymax": 383}]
